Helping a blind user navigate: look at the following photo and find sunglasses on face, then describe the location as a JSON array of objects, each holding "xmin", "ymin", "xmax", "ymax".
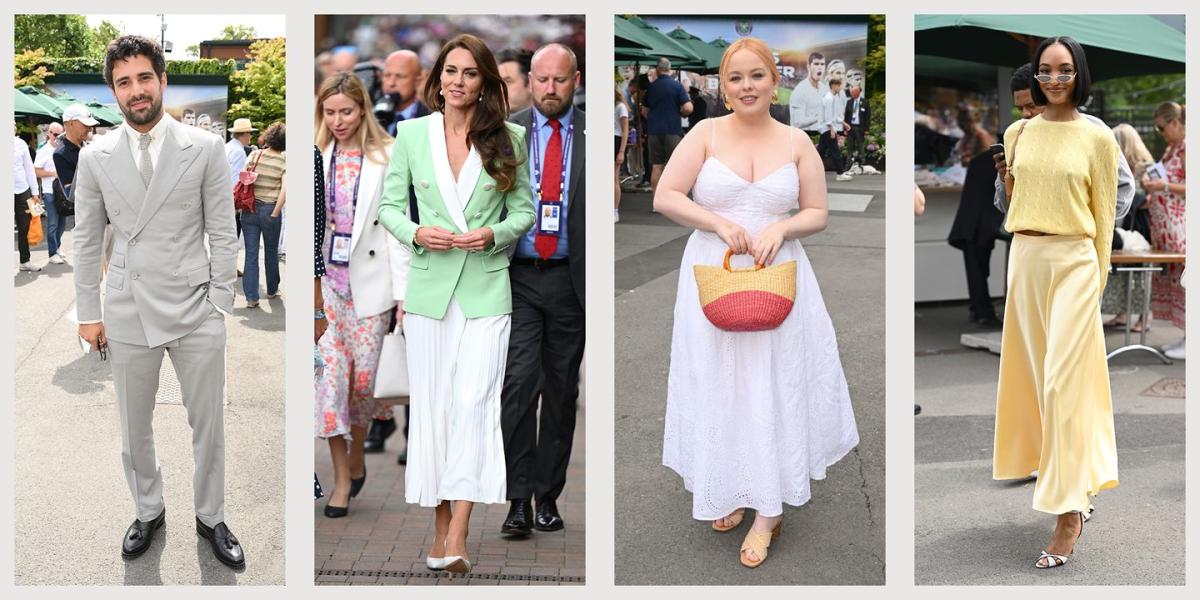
[
  {"xmin": 1155, "ymin": 120, "xmax": 1175, "ymax": 133},
  {"xmin": 1034, "ymin": 72, "xmax": 1076, "ymax": 84}
]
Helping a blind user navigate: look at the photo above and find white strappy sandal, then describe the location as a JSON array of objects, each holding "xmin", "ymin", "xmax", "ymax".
[{"xmin": 1034, "ymin": 511, "xmax": 1084, "ymax": 569}]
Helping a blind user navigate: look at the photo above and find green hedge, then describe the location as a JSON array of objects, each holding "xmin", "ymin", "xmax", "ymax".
[{"xmin": 35, "ymin": 56, "xmax": 235, "ymax": 76}]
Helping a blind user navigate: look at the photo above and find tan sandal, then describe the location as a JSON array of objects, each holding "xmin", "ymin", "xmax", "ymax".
[
  {"xmin": 712, "ymin": 508, "xmax": 746, "ymax": 532},
  {"xmin": 739, "ymin": 519, "xmax": 782, "ymax": 568}
]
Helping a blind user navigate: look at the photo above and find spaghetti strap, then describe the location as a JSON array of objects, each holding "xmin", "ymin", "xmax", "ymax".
[
  {"xmin": 710, "ymin": 118, "xmax": 717, "ymax": 154},
  {"xmin": 789, "ymin": 128, "xmax": 795, "ymax": 163}
]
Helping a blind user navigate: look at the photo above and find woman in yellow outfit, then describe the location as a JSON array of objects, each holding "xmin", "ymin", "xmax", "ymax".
[{"xmin": 993, "ymin": 36, "xmax": 1119, "ymax": 570}]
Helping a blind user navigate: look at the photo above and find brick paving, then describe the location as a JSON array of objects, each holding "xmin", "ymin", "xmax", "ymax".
[{"xmin": 314, "ymin": 406, "xmax": 585, "ymax": 585}]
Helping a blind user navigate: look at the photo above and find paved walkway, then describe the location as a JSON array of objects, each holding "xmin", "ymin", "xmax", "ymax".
[
  {"xmin": 314, "ymin": 404, "xmax": 586, "ymax": 585},
  {"xmin": 13, "ymin": 229, "xmax": 286, "ymax": 585},
  {"xmin": 614, "ymin": 172, "xmax": 887, "ymax": 585},
  {"xmin": 915, "ymin": 301, "xmax": 1185, "ymax": 584}
]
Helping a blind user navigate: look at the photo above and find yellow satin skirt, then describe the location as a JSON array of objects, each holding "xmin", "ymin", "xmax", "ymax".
[{"xmin": 993, "ymin": 233, "xmax": 1119, "ymax": 514}]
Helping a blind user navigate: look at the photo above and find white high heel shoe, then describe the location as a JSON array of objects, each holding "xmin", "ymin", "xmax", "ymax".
[
  {"xmin": 425, "ymin": 555, "xmax": 447, "ymax": 571},
  {"xmin": 443, "ymin": 556, "xmax": 473, "ymax": 576}
]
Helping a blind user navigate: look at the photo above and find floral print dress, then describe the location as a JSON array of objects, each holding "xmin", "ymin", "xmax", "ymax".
[{"xmin": 1149, "ymin": 140, "xmax": 1186, "ymax": 329}]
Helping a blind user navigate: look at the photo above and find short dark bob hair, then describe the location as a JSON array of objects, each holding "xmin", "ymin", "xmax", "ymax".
[
  {"xmin": 1030, "ymin": 36, "xmax": 1091, "ymax": 108},
  {"xmin": 260, "ymin": 122, "xmax": 286, "ymax": 152},
  {"xmin": 104, "ymin": 35, "xmax": 167, "ymax": 88}
]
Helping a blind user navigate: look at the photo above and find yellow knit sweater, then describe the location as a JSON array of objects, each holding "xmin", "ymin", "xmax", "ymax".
[{"xmin": 1004, "ymin": 115, "xmax": 1119, "ymax": 288}]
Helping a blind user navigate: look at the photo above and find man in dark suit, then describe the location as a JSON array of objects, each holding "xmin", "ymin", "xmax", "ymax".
[
  {"xmin": 844, "ymin": 84, "xmax": 870, "ymax": 169},
  {"xmin": 501, "ymin": 42, "xmax": 585, "ymax": 537}
]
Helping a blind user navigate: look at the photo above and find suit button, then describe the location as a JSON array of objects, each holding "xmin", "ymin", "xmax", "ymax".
[
  {"xmin": 129, "ymin": 239, "xmax": 137, "ymax": 246},
  {"xmin": 420, "ymin": 180, "xmax": 430, "ymax": 188},
  {"xmin": 374, "ymin": 219, "xmax": 379, "ymax": 225},
  {"xmin": 132, "ymin": 273, "xmax": 140, "ymax": 280},
  {"xmin": 171, "ymin": 271, "xmax": 178, "ymax": 277},
  {"xmin": 183, "ymin": 203, "xmax": 191, "ymax": 209},
  {"xmin": 369, "ymin": 250, "xmax": 376, "ymax": 256},
  {"xmin": 113, "ymin": 208, "xmax": 120, "ymax": 215},
  {"xmin": 483, "ymin": 183, "xmax": 495, "ymax": 191}
]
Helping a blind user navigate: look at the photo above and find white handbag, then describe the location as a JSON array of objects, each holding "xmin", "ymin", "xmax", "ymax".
[{"xmin": 373, "ymin": 323, "xmax": 410, "ymax": 404}]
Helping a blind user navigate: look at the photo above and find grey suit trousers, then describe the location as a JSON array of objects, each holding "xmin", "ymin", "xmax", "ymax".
[{"xmin": 108, "ymin": 308, "xmax": 227, "ymax": 527}]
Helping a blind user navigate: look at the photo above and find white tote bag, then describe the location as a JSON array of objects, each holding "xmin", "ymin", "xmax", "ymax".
[{"xmin": 373, "ymin": 323, "xmax": 410, "ymax": 403}]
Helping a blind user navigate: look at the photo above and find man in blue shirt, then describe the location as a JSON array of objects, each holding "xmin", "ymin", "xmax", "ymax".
[
  {"xmin": 501, "ymin": 42, "xmax": 586, "ymax": 538},
  {"xmin": 641, "ymin": 57, "xmax": 693, "ymax": 193}
]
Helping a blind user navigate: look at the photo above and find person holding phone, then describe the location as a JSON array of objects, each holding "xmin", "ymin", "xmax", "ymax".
[
  {"xmin": 1145, "ymin": 101, "xmax": 1186, "ymax": 358},
  {"xmin": 992, "ymin": 37, "xmax": 1120, "ymax": 570}
]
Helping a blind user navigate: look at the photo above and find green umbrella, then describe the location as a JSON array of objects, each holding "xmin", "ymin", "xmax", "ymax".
[
  {"xmin": 85, "ymin": 101, "xmax": 124, "ymax": 126},
  {"xmin": 14, "ymin": 88, "xmax": 58, "ymax": 122},
  {"xmin": 666, "ymin": 27, "xmax": 724, "ymax": 74},
  {"xmin": 915, "ymin": 15, "xmax": 1184, "ymax": 80},
  {"xmin": 616, "ymin": 16, "xmax": 702, "ymax": 65},
  {"xmin": 615, "ymin": 15, "xmax": 656, "ymax": 52},
  {"xmin": 17, "ymin": 86, "xmax": 71, "ymax": 118}
]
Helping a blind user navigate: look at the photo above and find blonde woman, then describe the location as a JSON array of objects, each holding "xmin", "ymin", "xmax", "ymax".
[
  {"xmin": 654, "ymin": 37, "xmax": 858, "ymax": 568},
  {"xmin": 314, "ymin": 72, "xmax": 411, "ymax": 518},
  {"xmin": 1145, "ymin": 102, "xmax": 1186, "ymax": 358},
  {"xmin": 994, "ymin": 37, "xmax": 1119, "ymax": 569}
]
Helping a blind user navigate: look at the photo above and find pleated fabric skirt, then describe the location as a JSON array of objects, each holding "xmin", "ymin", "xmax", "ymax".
[
  {"xmin": 404, "ymin": 296, "xmax": 510, "ymax": 507},
  {"xmin": 993, "ymin": 233, "xmax": 1119, "ymax": 514}
]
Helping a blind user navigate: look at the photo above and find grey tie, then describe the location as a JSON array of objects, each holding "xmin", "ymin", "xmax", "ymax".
[{"xmin": 137, "ymin": 133, "xmax": 154, "ymax": 187}]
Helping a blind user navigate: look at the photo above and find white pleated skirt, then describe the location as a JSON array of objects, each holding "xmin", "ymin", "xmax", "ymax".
[{"xmin": 404, "ymin": 296, "xmax": 510, "ymax": 507}]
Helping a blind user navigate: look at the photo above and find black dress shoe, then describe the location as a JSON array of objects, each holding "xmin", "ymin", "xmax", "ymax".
[
  {"xmin": 534, "ymin": 499, "xmax": 564, "ymax": 532},
  {"xmin": 323, "ymin": 502, "xmax": 348, "ymax": 518},
  {"xmin": 396, "ymin": 447, "xmax": 408, "ymax": 465},
  {"xmin": 364, "ymin": 418, "xmax": 397, "ymax": 453},
  {"xmin": 122, "ymin": 508, "xmax": 166, "ymax": 558},
  {"xmin": 349, "ymin": 465, "xmax": 367, "ymax": 498},
  {"xmin": 196, "ymin": 518, "xmax": 246, "ymax": 569},
  {"xmin": 501, "ymin": 499, "xmax": 533, "ymax": 537}
]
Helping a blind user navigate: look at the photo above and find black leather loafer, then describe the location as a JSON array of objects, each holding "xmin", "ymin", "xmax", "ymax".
[
  {"xmin": 534, "ymin": 499, "xmax": 564, "ymax": 532},
  {"xmin": 349, "ymin": 465, "xmax": 367, "ymax": 498},
  {"xmin": 122, "ymin": 508, "xmax": 166, "ymax": 558},
  {"xmin": 364, "ymin": 418, "xmax": 396, "ymax": 453},
  {"xmin": 501, "ymin": 499, "xmax": 533, "ymax": 537},
  {"xmin": 196, "ymin": 518, "xmax": 245, "ymax": 569}
]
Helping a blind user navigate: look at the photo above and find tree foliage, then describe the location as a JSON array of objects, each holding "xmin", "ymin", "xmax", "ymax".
[
  {"xmin": 15, "ymin": 15, "xmax": 122, "ymax": 61},
  {"xmin": 228, "ymin": 38, "xmax": 286, "ymax": 129},
  {"xmin": 14, "ymin": 49, "xmax": 53, "ymax": 88},
  {"xmin": 863, "ymin": 14, "xmax": 886, "ymax": 95}
]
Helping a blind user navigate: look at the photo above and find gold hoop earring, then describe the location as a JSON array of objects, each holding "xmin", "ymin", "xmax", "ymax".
[
  {"xmin": 724, "ymin": 100, "xmax": 731, "ymax": 110},
  {"xmin": 772, "ymin": 89, "xmax": 779, "ymax": 103}
]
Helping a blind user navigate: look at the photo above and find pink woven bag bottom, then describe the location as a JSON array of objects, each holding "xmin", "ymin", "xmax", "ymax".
[{"xmin": 701, "ymin": 290, "xmax": 795, "ymax": 332}]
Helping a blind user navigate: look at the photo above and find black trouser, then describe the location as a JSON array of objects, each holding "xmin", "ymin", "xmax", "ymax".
[
  {"xmin": 963, "ymin": 244, "xmax": 998, "ymax": 321},
  {"xmin": 846, "ymin": 124, "xmax": 866, "ymax": 166},
  {"xmin": 14, "ymin": 188, "xmax": 32, "ymax": 264},
  {"xmin": 817, "ymin": 131, "xmax": 845, "ymax": 174},
  {"xmin": 500, "ymin": 262, "xmax": 586, "ymax": 503}
]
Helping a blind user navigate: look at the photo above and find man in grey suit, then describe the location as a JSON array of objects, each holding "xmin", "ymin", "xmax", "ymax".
[
  {"xmin": 500, "ymin": 43, "xmax": 586, "ymax": 537},
  {"xmin": 74, "ymin": 35, "xmax": 244, "ymax": 568}
]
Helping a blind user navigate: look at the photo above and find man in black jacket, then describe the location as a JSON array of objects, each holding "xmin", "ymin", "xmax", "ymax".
[
  {"xmin": 501, "ymin": 43, "xmax": 586, "ymax": 538},
  {"xmin": 844, "ymin": 84, "xmax": 869, "ymax": 170}
]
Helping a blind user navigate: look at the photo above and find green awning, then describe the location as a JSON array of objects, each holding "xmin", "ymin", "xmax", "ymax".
[
  {"xmin": 666, "ymin": 27, "xmax": 724, "ymax": 74},
  {"xmin": 615, "ymin": 15, "xmax": 656, "ymax": 51},
  {"xmin": 915, "ymin": 15, "xmax": 1184, "ymax": 80},
  {"xmin": 616, "ymin": 16, "xmax": 703, "ymax": 65},
  {"xmin": 14, "ymin": 88, "xmax": 58, "ymax": 121},
  {"xmin": 85, "ymin": 101, "xmax": 124, "ymax": 126},
  {"xmin": 18, "ymin": 86, "xmax": 71, "ymax": 118}
]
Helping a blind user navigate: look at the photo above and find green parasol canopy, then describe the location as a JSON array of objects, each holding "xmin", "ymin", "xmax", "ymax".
[
  {"xmin": 666, "ymin": 27, "xmax": 724, "ymax": 74},
  {"xmin": 14, "ymin": 88, "xmax": 59, "ymax": 122}
]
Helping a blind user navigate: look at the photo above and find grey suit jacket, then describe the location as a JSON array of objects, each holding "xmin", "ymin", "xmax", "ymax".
[{"xmin": 73, "ymin": 116, "xmax": 238, "ymax": 347}]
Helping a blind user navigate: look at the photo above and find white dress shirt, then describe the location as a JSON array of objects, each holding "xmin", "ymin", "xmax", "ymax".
[
  {"xmin": 34, "ymin": 141, "xmax": 58, "ymax": 193},
  {"xmin": 124, "ymin": 114, "xmax": 173, "ymax": 173},
  {"xmin": 225, "ymin": 137, "xmax": 247, "ymax": 185},
  {"xmin": 13, "ymin": 136, "xmax": 38, "ymax": 195}
]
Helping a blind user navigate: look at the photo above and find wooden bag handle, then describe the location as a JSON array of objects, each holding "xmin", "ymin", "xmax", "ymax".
[{"xmin": 723, "ymin": 249, "xmax": 765, "ymax": 272}]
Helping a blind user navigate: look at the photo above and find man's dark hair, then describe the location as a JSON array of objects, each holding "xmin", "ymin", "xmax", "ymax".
[
  {"xmin": 1030, "ymin": 36, "xmax": 1092, "ymax": 107},
  {"xmin": 260, "ymin": 122, "xmax": 286, "ymax": 151},
  {"xmin": 1009, "ymin": 63, "xmax": 1033, "ymax": 93},
  {"xmin": 104, "ymin": 35, "xmax": 166, "ymax": 88},
  {"xmin": 808, "ymin": 52, "xmax": 825, "ymax": 64},
  {"xmin": 496, "ymin": 48, "xmax": 533, "ymax": 77},
  {"xmin": 183, "ymin": 108, "xmax": 196, "ymax": 116}
]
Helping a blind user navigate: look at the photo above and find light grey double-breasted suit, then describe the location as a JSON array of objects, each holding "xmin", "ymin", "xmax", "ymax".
[{"xmin": 73, "ymin": 115, "xmax": 238, "ymax": 527}]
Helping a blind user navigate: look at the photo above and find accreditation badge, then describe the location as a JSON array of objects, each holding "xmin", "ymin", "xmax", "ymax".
[
  {"xmin": 330, "ymin": 232, "xmax": 353, "ymax": 266},
  {"xmin": 538, "ymin": 200, "xmax": 563, "ymax": 236}
]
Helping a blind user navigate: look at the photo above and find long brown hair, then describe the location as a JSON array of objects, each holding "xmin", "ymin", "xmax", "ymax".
[
  {"xmin": 423, "ymin": 34, "xmax": 520, "ymax": 191},
  {"xmin": 315, "ymin": 72, "xmax": 393, "ymax": 165}
]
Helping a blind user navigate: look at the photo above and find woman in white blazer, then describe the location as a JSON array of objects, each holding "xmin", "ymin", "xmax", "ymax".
[{"xmin": 314, "ymin": 72, "xmax": 411, "ymax": 518}]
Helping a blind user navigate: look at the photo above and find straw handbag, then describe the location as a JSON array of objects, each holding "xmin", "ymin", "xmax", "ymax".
[{"xmin": 694, "ymin": 249, "xmax": 796, "ymax": 332}]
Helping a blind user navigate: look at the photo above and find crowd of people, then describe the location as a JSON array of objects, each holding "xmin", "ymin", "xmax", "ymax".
[
  {"xmin": 313, "ymin": 30, "xmax": 587, "ymax": 577},
  {"xmin": 614, "ymin": 50, "xmax": 873, "ymax": 222}
]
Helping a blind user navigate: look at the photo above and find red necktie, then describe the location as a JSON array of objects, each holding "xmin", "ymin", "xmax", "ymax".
[{"xmin": 535, "ymin": 119, "xmax": 563, "ymax": 259}]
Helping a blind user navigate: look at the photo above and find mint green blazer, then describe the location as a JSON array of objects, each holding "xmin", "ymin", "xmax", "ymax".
[{"xmin": 378, "ymin": 113, "xmax": 536, "ymax": 319}]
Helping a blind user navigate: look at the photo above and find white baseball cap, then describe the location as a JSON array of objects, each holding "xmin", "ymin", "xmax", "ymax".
[{"xmin": 62, "ymin": 103, "xmax": 99, "ymax": 126}]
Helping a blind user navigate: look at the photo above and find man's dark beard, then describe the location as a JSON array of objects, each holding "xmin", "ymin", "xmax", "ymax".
[
  {"xmin": 120, "ymin": 94, "xmax": 164, "ymax": 126},
  {"xmin": 534, "ymin": 93, "xmax": 572, "ymax": 120}
]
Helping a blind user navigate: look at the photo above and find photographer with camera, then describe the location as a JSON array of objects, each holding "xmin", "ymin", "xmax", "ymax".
[{"xmin": 373, "ymin": 50, "xmax": 430, "ymax": 136}]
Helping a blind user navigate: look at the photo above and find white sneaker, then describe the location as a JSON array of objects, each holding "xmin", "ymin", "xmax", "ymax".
[
  {"xmin": 56, "ymin": 251, "xmax": 67, "ymax": 260},
  {"xmin": 18, "ymin": 262, "xmax": 42, "ymax": 272},
  {"xmin": 614, "ymin": 209, "xmax": 620, "ymax": 222},
  {"xmin": 1164, "ymin": 337, "xmax": 1185, "ymax": 360},
  {"xmin": 49, "ymin": 254, "xmax": 66, "ymax": 264},
  {"xmin": 836, "ymin": 173, "xmax": 854, "ymax": 181}
]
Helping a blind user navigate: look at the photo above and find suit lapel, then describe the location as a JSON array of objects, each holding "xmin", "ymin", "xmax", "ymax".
[
  {"xmin": 568, "ymin": 109, "xmax": 584, "ymax": 209},
  {"xmin": 350, "ymin": 153, "xmax": 382, "ymax": 251},
  {"xmin": 130, "ymin": 119, "xmax": 201, "ymax": 239},
  {"xmin": 427, "ymin": 112, "xmax": 471, "ymax": 233},
  {"xmin": 94, "ymin": 127, "xmax": 145, "ymax": 216}
]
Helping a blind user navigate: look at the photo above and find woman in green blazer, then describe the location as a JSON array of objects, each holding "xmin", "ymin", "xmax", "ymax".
[{"xmin": 378, "ymin": 34, "xmax": 535, "ymax": 576}]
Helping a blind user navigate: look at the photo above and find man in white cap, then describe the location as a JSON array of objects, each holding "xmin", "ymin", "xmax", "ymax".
[{"xmin": 52, "ymin": 103, "xmax": 99, "ymax": 208}]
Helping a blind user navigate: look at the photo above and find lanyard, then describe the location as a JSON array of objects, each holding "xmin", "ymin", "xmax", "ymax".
[
  {"xmin": 327, "ymin": 143, "xmax": 363, "ymax": 229},
  {"xmin": 530, "ymin": 117, "xmax": 574, "ymax": 201}
]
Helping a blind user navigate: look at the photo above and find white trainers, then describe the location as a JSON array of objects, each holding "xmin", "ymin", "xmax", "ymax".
[
  {"xmin": 1164, "ymin": 337, "xmax": 1185, "ymax": 360},
  {"xmin": 18, "ymin": 262, "xmax": 42, "ymax": 272},
  {"xmin": 614, "ymin": 209, "xmax": 620, "ymax": 222},
  {"xmin": 836, "ymin": 173, "xmax": 854, "ymax": 181},
  {"xmin": 49, "ymin": 254, "xmax": 66, "ymax": 264}
]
